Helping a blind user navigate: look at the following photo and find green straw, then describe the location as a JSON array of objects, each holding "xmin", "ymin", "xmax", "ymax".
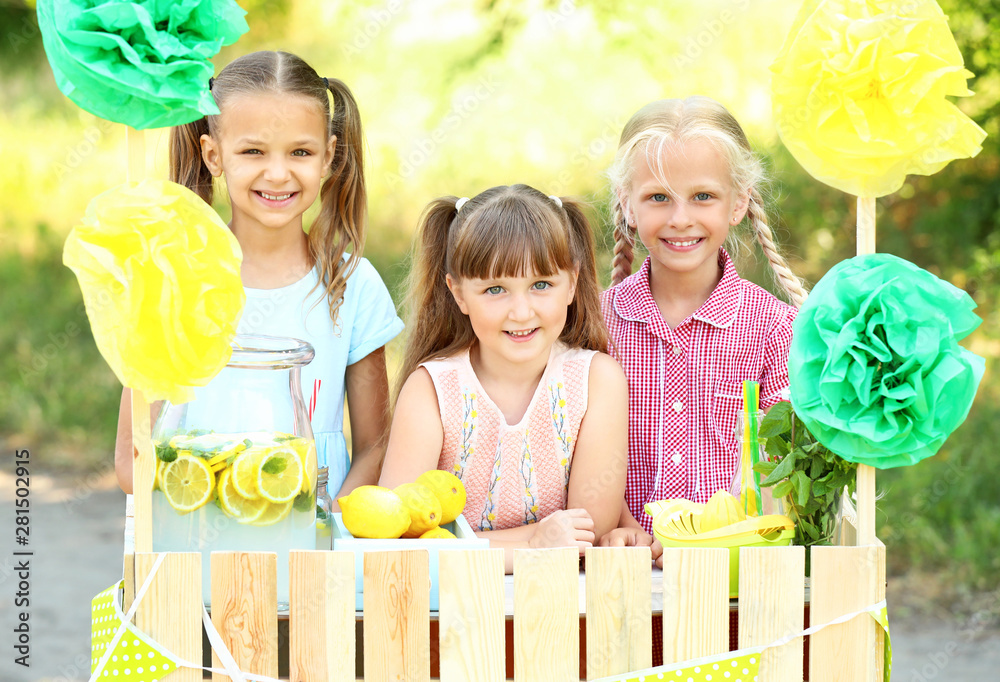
[{"xmin": 743, "ymin": 380, "xmax": 762, "ymax": 516}]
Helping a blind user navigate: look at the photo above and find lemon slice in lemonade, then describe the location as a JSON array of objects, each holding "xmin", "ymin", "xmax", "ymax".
[
  {"xmin": 231, "ymin": 450, "xmax": 263, "ymax": 500},
  {"xmin": 252, "ymin": 500, "xmax": 295, "ymax": 526},
  {"xmin": 161, "ymin": 455, "xmax": 215, "ymax": 514},
  {"xmin": 217, "ymin": 468, "xmax": 269, "ymax": 523},
  {"xmin": 288, "ymin": 437, "xmax": 317, "ymax": 495},
  {"xmin": 256, "ymin": 447, "xmax": 304, "ymax": 504}
]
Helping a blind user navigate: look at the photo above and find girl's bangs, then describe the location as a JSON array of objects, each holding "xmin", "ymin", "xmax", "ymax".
[{"xmin": 455, "ymin": 208, "xmax": 573, "ymax": 280}]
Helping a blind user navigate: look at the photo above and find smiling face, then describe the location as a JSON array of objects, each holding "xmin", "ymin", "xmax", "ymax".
[
  {"xmin": 200, "ymin": 92, "xmax": 335, "ymax": 236},
  {"xmin": 446, "ymin": 267, "xmax": 578, "ymax": 375},
  {"xmin": 625, "ymin": 138, "xmax": 749, "ymax": 290}
]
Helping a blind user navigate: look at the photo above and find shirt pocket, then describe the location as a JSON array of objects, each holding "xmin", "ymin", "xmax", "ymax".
[{"xmin": 710, "ymin": 379, "xmax": 746, "ymax": 454}]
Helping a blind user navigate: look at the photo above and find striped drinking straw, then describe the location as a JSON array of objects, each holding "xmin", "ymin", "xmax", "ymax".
[
  {"xmin": 741, "ymin": 380, "xmax": 763, "ymax": 517},
  {"xmin": 308, "ymin": 378, "xmax": 321, "ymax": 421}
]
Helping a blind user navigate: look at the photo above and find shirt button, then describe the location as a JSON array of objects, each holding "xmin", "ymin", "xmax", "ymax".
[
  {"xmin": 672, "ymin": 345, "xmax": 682, "ymax": 356},
  {"xmin": 671, "ymin": 451, "xmax": 681, "ymax": 464},
  {"xmin": 672, "ymin": 401, "xmax": 684, "ymax": 413}
]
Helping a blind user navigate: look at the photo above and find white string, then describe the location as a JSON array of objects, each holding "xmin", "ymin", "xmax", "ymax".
[
  {"xmin": 769, "ymin": 598, "xmax": 887, "ymax": 648},
  {"xmin": 592, "ymin": 598, "xmax": 887, "ymax": 681}
]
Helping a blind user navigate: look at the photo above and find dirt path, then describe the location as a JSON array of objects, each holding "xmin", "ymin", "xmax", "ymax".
[{"xmin": 2, "ymin": 471, "xmax": 997, "ymax": 681}]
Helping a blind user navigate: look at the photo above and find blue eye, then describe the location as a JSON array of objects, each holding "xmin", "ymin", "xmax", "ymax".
[
  {"xmin": 695, "ymin": 192, "xmax": 712, "ymax": 201},
  {"xmin": 651, "ymin": 193, "xmax": 668, "ymax": 202},
  {"xmin": 531, "ymin": 281, "xmax": 552, "ymax": 290},
  {"xmin": 486, "ymin": 285, "xmax": 504, "ymax": 295}
]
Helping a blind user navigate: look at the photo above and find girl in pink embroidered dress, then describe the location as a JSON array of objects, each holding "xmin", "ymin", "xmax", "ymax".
[
  {"xmin": 597, "ymin": 97, "xmax": 809, "ymax": 565},
  {"xmin": 380, "ymin": 184, "xmax": 628, "ymax": 572}
]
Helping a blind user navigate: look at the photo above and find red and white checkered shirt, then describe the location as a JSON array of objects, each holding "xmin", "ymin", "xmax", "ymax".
[{"xmin": 601, "ymin": 250, "xmax": 797, "ymax": 534}]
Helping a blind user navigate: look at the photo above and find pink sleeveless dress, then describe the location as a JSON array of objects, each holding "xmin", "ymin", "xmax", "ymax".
[{"xmin": 422, "ymin": 343, "xmax": 596, "ymax": 531}]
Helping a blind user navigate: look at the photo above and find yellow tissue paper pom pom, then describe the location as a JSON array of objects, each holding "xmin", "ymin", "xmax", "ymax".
[
  {"xmin": 63, "ymin": 180, "xmax": 244, "ymax": 404},
  {"xmin": 771, "ymin": 0, "xmax": 986, "ymax": 198}
]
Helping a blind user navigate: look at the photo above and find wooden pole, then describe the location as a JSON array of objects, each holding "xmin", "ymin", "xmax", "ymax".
[
  {"xmin": 126, "ymin": 126, "xmax": 153, "ymax": 554},
  {"xmin": 856, "ymin": 197, "xmax": 877, "ymax": 546}
]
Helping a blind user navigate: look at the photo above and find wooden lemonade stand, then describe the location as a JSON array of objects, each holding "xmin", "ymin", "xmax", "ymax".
[{"xmin": 123, "ymin": 404, "xmax": 886, "ymax": 682}]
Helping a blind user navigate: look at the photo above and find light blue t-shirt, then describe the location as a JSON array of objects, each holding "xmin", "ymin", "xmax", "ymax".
[{"xmin": 187, "ymin": 257, "xmax": 403, "ymax": 494}]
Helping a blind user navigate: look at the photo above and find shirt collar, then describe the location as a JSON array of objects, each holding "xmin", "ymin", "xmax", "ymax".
[{"xmin": 612, "ymin": 249, "xmax": 743, "ymax": 329}]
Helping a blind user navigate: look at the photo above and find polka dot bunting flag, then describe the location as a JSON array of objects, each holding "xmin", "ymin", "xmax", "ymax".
[
  {"xmin": 593, "ymin": 649, "xmax": 763, "ymax": 682},
  {"xmin": 591, "ymin": 606, "xmax": 892, "ymax": 682},
  {"xmin": 91, "ymin": 582, "xmax": 177, "ymax": 681}
]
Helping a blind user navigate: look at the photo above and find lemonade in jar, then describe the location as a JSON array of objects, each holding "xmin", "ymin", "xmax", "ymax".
[{"xmin": 151, "ymin": 335, "xmax": 318, "ymax": 608}]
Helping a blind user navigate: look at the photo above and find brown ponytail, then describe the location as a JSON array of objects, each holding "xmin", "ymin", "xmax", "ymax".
[
  {"xmin": 169, "ymin": 116, "xmax": 213, "ymax": 204},
  {"xmin": 560, "ymin": 198, "xmax": 608, "ymax": 351},
  {"xmin": 397, "ymin": 197, "xmax": 473, "ymax": 394},
  {"xmin": 310, "ymin": 77, "xmax": 366, "ymax": 323}
]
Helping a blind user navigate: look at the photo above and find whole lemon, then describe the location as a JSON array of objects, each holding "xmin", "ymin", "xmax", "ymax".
[
  {"xmin": 394, "ymin": 482, "xmax": 443, "ymax": 538},
  {"xmin": 419, "ymin": 527, "xmax": 457, "ymax": 539},
  {"xmin": 416, "ymin": 470, "xmax": 467, "ymax": 525},
  {"xmin": 338, "ymin": 485, "xmax": 411, "ymax": 539}
]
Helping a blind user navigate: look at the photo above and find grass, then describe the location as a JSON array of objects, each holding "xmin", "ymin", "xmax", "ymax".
[
  {"xmin": 876, "ymin": 374, "xmax": 1000, "ymax": 595},
  {"xmin": 2, "ymin": 223, "xmax": 122, "ymax": 471}
]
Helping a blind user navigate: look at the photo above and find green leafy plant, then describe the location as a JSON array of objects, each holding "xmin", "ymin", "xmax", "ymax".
[{"xmin": 754, "ymin": 401, "xmax": 858, "ymax": 547}]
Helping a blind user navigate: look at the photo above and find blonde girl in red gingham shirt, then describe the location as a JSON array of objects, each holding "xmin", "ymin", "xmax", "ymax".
[
  {"xmin": 380, "ymin": 185, "xmax": 628, "ymax": 574},
  {"xmin": 598, "ymin": 97, "xmax": 809, "ymax": 563}
]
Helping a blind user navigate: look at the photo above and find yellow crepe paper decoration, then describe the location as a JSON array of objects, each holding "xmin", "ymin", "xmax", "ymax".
[
  {"xmin": 771, "ymin": 0, "xmax": 986, "ymax": 198},
  {"xmin": 64, "ymin": 180, "xmax": 244, "ymax": 404}
]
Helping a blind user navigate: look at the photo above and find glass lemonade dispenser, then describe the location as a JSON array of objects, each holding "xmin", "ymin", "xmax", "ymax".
[{"xmin": 150, "ymin": 335, "xmax": 318, "ymax": 607}]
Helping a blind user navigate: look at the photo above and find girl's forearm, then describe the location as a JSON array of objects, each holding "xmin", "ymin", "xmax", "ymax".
[
  {"xmin": 618, "ymin": 498, "xmax": 643, "ymax": 529},
  {"xmin": 332, "ymin": 442, "xmax": 386, "ymax": 508}
]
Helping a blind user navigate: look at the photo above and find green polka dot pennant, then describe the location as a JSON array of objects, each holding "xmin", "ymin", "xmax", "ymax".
[
  {"xmin": 592, "ymin": 602, "xmax": 892, "ymax": 682},
  {"xmin": 90, "ymin": 581, "xmax": 177, "ymax": 681},
  {"xmin": 870, "ymin": 605, "xmax": 893, "ymax": 682},
  {"xmin": 592, "ymin": 647, "xmax": 764, "ymax": 682}
]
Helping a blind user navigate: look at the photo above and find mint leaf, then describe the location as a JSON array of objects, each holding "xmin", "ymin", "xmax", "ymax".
[
  {"xmin": 262, "ymin": 457, "xmax": 287, "ymax": 475},
  {"xmin": 156, "ymin": 444, "xmax": 178, "ymax": 462},
  {"xmin": 293, "ymin": 491, "xmax": 313, "ymax": 512}
]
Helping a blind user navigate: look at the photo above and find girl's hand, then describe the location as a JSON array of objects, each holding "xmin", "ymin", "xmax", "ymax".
[
  {"xmin": 528, "ymin": 508, "xmax": 595, "ymax": 551},
  {"xmin": 598, "ymin": 527, "xmax": 665, "ymax": 568}
]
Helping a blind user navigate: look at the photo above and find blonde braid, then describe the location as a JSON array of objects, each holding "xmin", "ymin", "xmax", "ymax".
[
  {"xmin": 611, "ymin": 221, "xmax": 636, "ymax": 287},
  {"xmin": 748, "ymin": 190, "xmax": 809, "ymax": 308}
]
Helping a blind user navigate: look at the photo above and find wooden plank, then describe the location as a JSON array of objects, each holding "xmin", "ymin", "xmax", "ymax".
[
  {"xmin": 122, "ymin": 552, "xmax": 135, "ymax": 618},
  {"xmin": 211, "ymin": 552, "xmax": 278, "ymax": 681},
  {"xmin": 660, "ymin": 548, "xmax": 729, "ymax": 663},
  {"xmin": 290, "ymin": 550, "xmax": 355, "ymax": 682},
  {"xmin": 584, "ymin": 547, "xmax": 652, "ymax": 677},
  {"xmin": 513, "ymin": 548, "xmax": 578, "ymax": 682},
  {"xmin": 438, "ymin": 549, "xmax": 506, "ymax": 682},
  {"xmin": 363, "ymin": 550, "xmax": 431, "ymax": 682},
  {"xmin": 738, "ymin": 546, "xmax": 805, "ymax": 682},
  {"xmin": 809, "ymin": 545, "xmax": 885, "ymax": 682},
  {"xmin": 126, "ymin": 125, "xmax": 149, "ymax": 557},
  {"xmin": 131, "ymin": 389, "xmax": 153, "ymax": 554},
  {"xmin": 855, "ymin": 195, "xmax": 877, "ymax": 547},
  {"xmin": 135, "ymin": 552, "xmax": 201, "ymax": 682}
]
